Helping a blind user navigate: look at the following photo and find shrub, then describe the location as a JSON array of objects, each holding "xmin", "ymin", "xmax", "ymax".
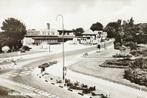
[
  {"xmin": 130, "ymin": 50, "xmax": 142, "ymax": 57},
  {"xmin": 113, "ymin": 53, "xmax": 132, "ymax": 58},
  {"xmin": 129, "ymin": 58, "xmax": 146, "ymax": 69},
  {"xmin": 124, "ymin": 68, "xmax": 147, "ymax": 86}
]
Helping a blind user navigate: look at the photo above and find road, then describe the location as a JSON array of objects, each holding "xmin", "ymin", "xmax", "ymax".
[
  {"xmin": 0, "ymin": 43, "xmax": 100, "ymax": 98},
  {"xmin": 0, "ymin": 40, "xmax": 146, "ymax": 98}
]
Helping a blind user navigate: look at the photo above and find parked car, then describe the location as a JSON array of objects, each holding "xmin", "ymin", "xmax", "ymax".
[{"xmin": 20, "ymin": 46, "xmax": 31, "ymax": 52}]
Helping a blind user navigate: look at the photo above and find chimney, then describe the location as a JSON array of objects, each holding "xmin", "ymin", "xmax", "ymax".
[
  {"xmin": 47, "ymin": 23, "xmax": 50, "ymax": 30},
  {"xmin": 46, "ymin": 23, "xmax": 50, "ymax": 35}
]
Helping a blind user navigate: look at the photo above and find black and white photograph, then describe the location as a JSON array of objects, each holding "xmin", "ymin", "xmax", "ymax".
[{"xmin": 0, "ymin": 0, "xmax": 147, "ymax": 98}]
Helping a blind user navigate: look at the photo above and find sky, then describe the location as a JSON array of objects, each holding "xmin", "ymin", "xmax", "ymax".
[{"xmin": 0, "ymin": 0, "xmax": 147, "ymax": 30}]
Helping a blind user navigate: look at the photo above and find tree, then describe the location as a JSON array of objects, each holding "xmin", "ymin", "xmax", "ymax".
[
  {"xmin": 0, "ymin": 33, "xmax": 9, "ymax": 52},
  {"xmin": 117, "ymin": 19, "xmax": 122, "ymax": 27},
  {"xmin": 90, "ymin": 22, "xmax": 103, "ymax": 31},
  {"xmin": 122, "ymin": 18, "xmax": 140, "ymax": 45},
  {"xmin": 128, "ymin": 17, "xmax": 134, "ymax": 27},
  {"xmin": 142, "ymin": 24, "xmax": 147, "ymax": 35},
  {"xmin": 104, "ymin": 23, "xmax": 116, "ymax": 38},
  {"xmin": 104, "ymin": 21, "xmax": 121, "ymax": 38},
  {"xmin": 1, "ymin": 18, "xmax": 26, "ymax": 51},
  {"xmin": 73, "ymin": 27, "xmax": 84, "ymax": 36}
]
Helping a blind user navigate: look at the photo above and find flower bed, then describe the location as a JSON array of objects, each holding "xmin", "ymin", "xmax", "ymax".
[
  {"xmin": 100, "ymin": 59, "xmax": 132, "ymax": 69},
  {"xmin": 113, "ymin": 53, "xmax": 132, "ymax": 58}
]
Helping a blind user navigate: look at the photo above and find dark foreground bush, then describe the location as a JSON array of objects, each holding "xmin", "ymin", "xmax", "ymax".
[
  {"xmin": 130, "ymin": 49, "xmax": 147, "ymax": 57},
  {"xmin": 130, "ymin": 50, "xmax": 142, "ymax": 57},
  {"xmin": 124, "ymin": 68, "xmax": 147, "ymax": 86}
]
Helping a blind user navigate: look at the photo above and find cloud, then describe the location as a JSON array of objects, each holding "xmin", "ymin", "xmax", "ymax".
[
  {"xmin": 116, "ymin": 0, "xmax": 147, "ymax": 23},
  {"xmin": 0, "ymin": 0, "xmax": 147, "ymax": 30},
  {"xmin": 38, "ymin": 0, "xmax": 97, "ymax": 14}
]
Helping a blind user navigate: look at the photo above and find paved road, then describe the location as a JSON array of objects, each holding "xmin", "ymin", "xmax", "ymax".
[
  {"xmin": 0, "ymin": 43, "xmax": 101, "ymax": 98},
  {"xmin": 0, "ymin": 40, "xmax": 143, "ymax": 98}
]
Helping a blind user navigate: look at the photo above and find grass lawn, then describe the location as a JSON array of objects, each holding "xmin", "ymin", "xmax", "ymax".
[{"xmin": 68, "ymin": 48, "xmax": 147, "ymax": 91}]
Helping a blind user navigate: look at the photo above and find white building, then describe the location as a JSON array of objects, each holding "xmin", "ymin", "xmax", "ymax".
[
  {"xmin": 27, "ymin": 29, "xmax": 59, "ymax": 36},
  {"xmin": 39, "ymin": 29, "xmax": 59, "ymax": 36},
  {"xmin": 23, "ymin": 29, "xmax": 75, "ymax": 46},
  {"xmin": 22, "ymin": 37, "xmax": 34, "ymax": 46},
  {"xmin": 81, "ymin": 29, "xmax": 107, "ymax": 44}
]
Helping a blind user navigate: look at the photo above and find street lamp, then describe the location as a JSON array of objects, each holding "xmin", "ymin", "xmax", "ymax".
[{"xmin": 56, "ymin": 14, "xmax": 65, "ymax": 82}]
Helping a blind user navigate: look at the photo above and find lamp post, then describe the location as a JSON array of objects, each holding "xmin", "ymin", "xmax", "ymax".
[{"xmin": 56, "ymin": 14, "xmax": 65, "ymax": 82}]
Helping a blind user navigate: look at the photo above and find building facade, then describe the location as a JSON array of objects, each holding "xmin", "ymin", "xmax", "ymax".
[{"xmin": 23, "ymin": 29, "xmax": 75, "ymax": 45}]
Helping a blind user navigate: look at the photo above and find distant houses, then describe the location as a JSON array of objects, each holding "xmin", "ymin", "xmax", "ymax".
[
  {"xmin": 23, "ymin": 29, "xmax": 75, "ymax": 45},
  {"xmin": 23, "ymin": 28, "xmax": 107, "ymax": 46}
]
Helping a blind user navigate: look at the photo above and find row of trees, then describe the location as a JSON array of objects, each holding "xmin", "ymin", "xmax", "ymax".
[
  {"xmin": 73, "ymin": 22, "xmax": 103, "ymax": 36},
  {"xmin": 88, "ymin": 18, "xmax": 147, "ymax": 50},
  {"xmin": 0, "ymin": 18, "xmax": 26, "ymax": 52}
]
